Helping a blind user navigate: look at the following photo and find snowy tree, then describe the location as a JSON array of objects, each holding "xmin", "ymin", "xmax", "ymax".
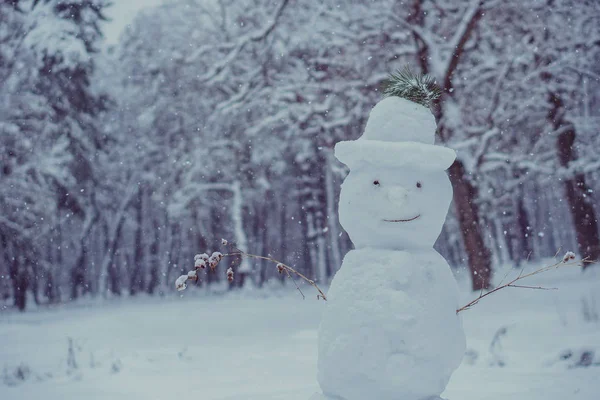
[{"xmin": 0, "ymin": 0, "xmax": 110, "ymax": 309}]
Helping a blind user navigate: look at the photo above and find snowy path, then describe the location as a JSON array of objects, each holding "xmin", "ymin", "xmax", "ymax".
[{"xmin": 1, "ymin": 264, "xmax": 599, "ymax": 399}]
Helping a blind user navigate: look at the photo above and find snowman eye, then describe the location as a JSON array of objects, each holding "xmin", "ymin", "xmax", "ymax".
[
  {"xmin": 373, "ymin": 180, "xmax": 380, "ymax": 186},
  {"xmin": 416, "ymin": 181, "xmax": 422, "ymax": 189}
]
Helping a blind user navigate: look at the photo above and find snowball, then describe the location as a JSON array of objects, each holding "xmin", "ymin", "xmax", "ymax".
[
  {"xmin": 317, "ymin": 249, "xmax": 465, "ymax": 400},
  {"xmin": 337, "ymin": 165, "xmax": 453, "ymax": 250},
  {"xmin": 363, "ymin": 97, "xmax": 437, "ymax": 144}
]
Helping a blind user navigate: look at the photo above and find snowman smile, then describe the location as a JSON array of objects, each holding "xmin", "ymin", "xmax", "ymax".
[{"xmin": 383, "ymin": 215, "xmax": 421, "ymax": 223}]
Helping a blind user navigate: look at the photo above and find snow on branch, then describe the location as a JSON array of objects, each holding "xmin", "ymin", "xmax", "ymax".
[
  {"xmin": 456, "ymin": 251, "xmax": 591, "ymax": 314},
  {"xmin": 440, "ymin": 0, "xmax": 484, "ymax": 90},
  {"xmin": 185, "ymin": 0, "xmax": 290, "ymax": 83},
  {"xmin": 175, "ymin": 238, "xmax": 327, "ymax": 301}
]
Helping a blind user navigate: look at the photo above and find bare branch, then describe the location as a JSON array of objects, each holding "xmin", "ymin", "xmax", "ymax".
[
  {"xmin": 441, "ymin": 0, "xmax": 484, "ymax": 91},
  {"xmin": 186, "ymin": 0, "xmax": 290, "ymax": 83},
  {"xmin": 225, "ymin": 250, "xmax": 327, "ymax": 301},
  {"xmin": 175, "ymin": 239, "xmax": 327, "ymax": 301},
  {"xmin": 457, "ymin": 253, "xmax": 590, "ymax": 314}
]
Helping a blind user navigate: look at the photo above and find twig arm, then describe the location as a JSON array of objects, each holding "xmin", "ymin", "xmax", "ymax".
[{"xmin": 456, "ymin": 255, "xmax": 590, "ymax": 314}]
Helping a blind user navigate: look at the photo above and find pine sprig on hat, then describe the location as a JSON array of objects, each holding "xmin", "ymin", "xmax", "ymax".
[{"xmin": 382, "ymin": 67, "xmax": 442, "ymax": 109}]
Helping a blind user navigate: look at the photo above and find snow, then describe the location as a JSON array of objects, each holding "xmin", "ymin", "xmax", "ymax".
[
  {"xmin": 25, "ymin": 1, "xmax": 88, "ymax": 69},
  {"xmin": 175, "ymin": 275, "xmax": 188, "ymax": 291},
  {"xmin": 335, "ymin": 139, "xmax": 457, "ymax": 171},
  {"xmin": 0, "ymin": 264, "xmax": 598, "ymax": 399},
  {"xmin": 102, "ymin": 0, "xmax": 165, "ymax": 45},
  {"xmin": 187, "ymin": 271, "xmax": 197, "ymax": 279},
  {"xmin": 195, "ymin": 254, "xmax": 209, "ymax": 262},
  {"xmin": 363, "ymin": 97, "xmax": 437, "ymax": 144},
  {"xmin": 317, "ymin": 249, "xmax": 465, "ymax": 400},
  {"xmin": 563, "ymin": 251, "xmax": 577, "ymax": 263},
  {"xmin": 316, "ymin": 97, "xmax": 464, "ymax": 399},
  {"xmin": 337, "ymin": 165, "xmax": 454, "ymax": 251},
  {"xmin": 195, "ymin": 258, "xmax": 206, "ymax": 269},
  {"xmin": 334, "ymin": 97, "xmax": 456, "ymax": 171}
]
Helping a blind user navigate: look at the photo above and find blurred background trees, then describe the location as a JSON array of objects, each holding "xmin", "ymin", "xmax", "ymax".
[{"xmin": 1, "ymin": 0, "xmax": 599, "ymax": 310}]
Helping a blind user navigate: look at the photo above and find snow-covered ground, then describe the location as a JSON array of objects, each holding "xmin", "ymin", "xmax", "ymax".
[{"xmin": 1, "ymin": 261, "xmax": 599, "ymax": 399}]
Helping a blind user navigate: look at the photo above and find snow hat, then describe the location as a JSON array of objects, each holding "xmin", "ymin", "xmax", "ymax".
[{"xmin": 335, "ymin": 96, "xmax": 456, "ymax": 170}]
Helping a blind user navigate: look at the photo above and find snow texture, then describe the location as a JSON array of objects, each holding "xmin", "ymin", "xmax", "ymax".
[
  {"xmin": 175, "ymin": 275, "xmax": 188, "ymax": 291},
  {"xmin": 563, "ymin": 251, "xmax": 576, "ymax": 263},
  {"xmin": 1, "ymin": 264, "xmax": 598, "ymax": 400},
  {"xmin": 316, "ymin": 97, "xmax": 465, "ymax": 400},
  {"xmin": 335, "ymin": 97, "xmax": 456, "ymax": 171},
  {"xmin": 317, "ymin": 249, "xmax": 465, "ymax": 400}
]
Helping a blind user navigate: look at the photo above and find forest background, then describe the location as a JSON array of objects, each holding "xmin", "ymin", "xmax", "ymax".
[{"xmin": 1, "ymin": 0, "xmax": 599, "ymax": 311}]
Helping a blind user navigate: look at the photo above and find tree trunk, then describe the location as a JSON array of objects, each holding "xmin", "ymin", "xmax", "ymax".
[
  {"xmin": 130, "ymin": 186, "xmax": 145, "ymax": 295},
  {"xmin": 516, "ymin": 194, "xmax": 533, "ymax": 263},
  {"xmin": 409, "ymin": 0, "xmax": 489, "ymax": 289},
  {"xmin": 165, "ymin": 222, "xmax": 180, "ymax": 291},
  {"xmin": 44, "ymin": 236, "xmax": 58, "ymax": 303},
  {"xmin": 103, "ymin": 221, "xmax": 121, "ymax": 296},
  {"xmin": 70, "ymin": 244, "xmax": 87, "ymax": 300},
  {"xmin": 97, "ymin": 211, "xmax": 128, "ymax": 296},
  {"xmin": 70, "ymin": 206, "xmax": 99, "ymax": 300},
  {"xmin": 256, "ymin": 201, "xmax": 269, "ymax": 287},
  {"xmin": 278, "ymin": 197, "xmax": 287, "ymax": 283},
  {"xmin": 448, "ymin": 160, "xmax": 492, "ymax": 290},
  {"xmin": 55, "ymin": 208, "xmax": 63, "ymax": 300},
  {"xmin": 550, "ymin": 93, "xmax": 600, "ymax": 267},
  {"xmin": 147, "ymin": 217, "xmax": 160, "ymax": 294},
  {"xmin": 296, "ymin": 146, "xmax": 328, "ymax": 281},
  {"xmin": 8, "ymin": 250, "xmax": 27, "ymax": 311}
]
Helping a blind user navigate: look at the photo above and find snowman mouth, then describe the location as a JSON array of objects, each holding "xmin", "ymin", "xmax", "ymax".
[{"xmin": 383, "ymin": 215, "xmax": 421, "ymax": 223}]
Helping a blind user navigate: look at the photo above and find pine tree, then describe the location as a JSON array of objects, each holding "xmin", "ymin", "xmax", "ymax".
[{"xmin": 0, "ymin": 0, "xmax": 110, "ymax": 309}]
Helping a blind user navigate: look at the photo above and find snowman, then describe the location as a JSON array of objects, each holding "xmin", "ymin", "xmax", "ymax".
[{"xmin": 313, "ymin": 93, "xmax": 466, "ymax": 400}]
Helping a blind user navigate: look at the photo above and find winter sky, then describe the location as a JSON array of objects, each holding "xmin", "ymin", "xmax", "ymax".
[{"xmin": 103, "ymin": 0, "xmax": 164, "ymax": 45}]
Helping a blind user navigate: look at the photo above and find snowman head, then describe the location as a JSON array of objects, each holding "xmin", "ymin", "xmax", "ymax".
[{"xmin": 335, "ymin": 96, "xmax": 456, "ymax": 250}]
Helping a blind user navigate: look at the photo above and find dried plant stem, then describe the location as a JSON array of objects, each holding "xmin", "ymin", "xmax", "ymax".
[
  {"xmin": 456, "ymin": 256, "xmax": 591, "ymax": 314},
  {"xmin": 225, "ymin": 248, "xmax": 327, "ymax": 301}
]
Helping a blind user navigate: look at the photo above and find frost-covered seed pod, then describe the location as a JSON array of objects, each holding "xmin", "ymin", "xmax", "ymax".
[
  {"xmin": 195, "ymin": 259, "xmax": 206, "ymax": 269},
  {"xmin": 562, "ymin": 251, "xmax": 576, "ymax": 263},
  {"xmin": 175, "ymin": 275, "xmax": 188, "ymax": 291},
  {"xmin": 277, "ymin": 263, "xmax": 285, "ymax": 274},
  {"xmin": 226, "ymin": 267, "xmax": 234, "ymax": 282}
]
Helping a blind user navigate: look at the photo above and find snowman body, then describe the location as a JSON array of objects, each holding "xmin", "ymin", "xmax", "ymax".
[{"xmin": 315, "ymin": 97, "xmax": 466, "ymax": 400}]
